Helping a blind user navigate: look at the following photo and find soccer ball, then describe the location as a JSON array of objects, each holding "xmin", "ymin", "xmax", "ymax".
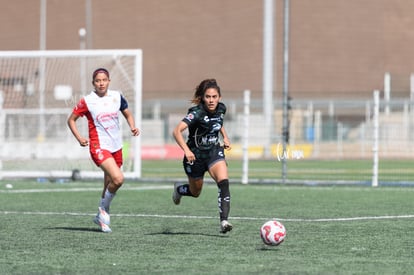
[{"xmin": 260, "ymin": 220, "xmax": 286, "ymax": 246}]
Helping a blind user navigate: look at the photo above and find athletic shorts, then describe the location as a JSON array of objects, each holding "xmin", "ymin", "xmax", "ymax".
[
  {"xmin": 182, "ymin": 146, "xmax": 226, "ymax": 179},
  {"xmin": 90, "ymin": 148, "xmax": 123, "ymax": 167}
]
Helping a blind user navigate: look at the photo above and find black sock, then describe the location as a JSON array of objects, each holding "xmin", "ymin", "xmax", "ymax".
[
  {"xmin": 177, "ymin": 184, "xmax": 193, "ymax": 196},
  {"xmin": 217, "ymin": 179, "xmax": 230, "ymax": 221}
]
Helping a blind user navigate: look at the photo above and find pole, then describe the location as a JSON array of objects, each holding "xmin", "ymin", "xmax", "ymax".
[
  {"xmin": 410, "ymin": 74, "xmax": 414, "ymax": 140},
  {"xmin": 242, "ymin": 90, "xmax": 250, "ymax": 184},
  {"xmin": 372, "ymin": 90, "xmax": 379, "ymax": 187},
  {"xmin": 262, "ymin": 0, "xmax": 274, "ymax": 158},
  {"xmin": 384, "ymin": 72, "xmax": 390, "ymax": 115},
  {"xmin": 85, "ymin": 0, "xmax": 93, "ymax": 49},
  {"xmin": 281, "ymin": 0, "xmax": 290, "ymax": 182},
  {"xmin": 410, "ymin": 73, "xmax": 414, "ymax": 107},
  {"xmin": 40, "ymin": 0, "xmax": 46, "ymax": 51},
  {"xmin": 38, "ymin": 0, "xmax": 47, "ymax": 141},
  {"xmin": 79, "ymin": 28, "xmax": 87, "ymax": 95},
  {"xmin": 133, "ymin": 51, "xmax": 143, "ymax": 178},
  {"xmin": 0, "ymin": 92, "xmax": 3, "ymax": 179}
]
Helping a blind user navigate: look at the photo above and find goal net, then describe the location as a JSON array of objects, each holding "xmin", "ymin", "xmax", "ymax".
[{"xmin": 0, "ymin": 49, "xmax": 142, "ymax": 181}]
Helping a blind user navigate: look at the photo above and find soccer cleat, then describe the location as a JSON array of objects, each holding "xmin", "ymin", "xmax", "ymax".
[
  {"xmin": 172, "ymin": 182, "xmax": 183, "ymax": 205},
  {"xmin": 97, "ymin": 207, "xmax": 110, "ymax": 225},
  {"xmin": 220, "ymin": 220, "xmax": 233, "ymax": 234},
  {"xmin": 93, "ymin": 216, "xmax": 112, "ymax": 233}
]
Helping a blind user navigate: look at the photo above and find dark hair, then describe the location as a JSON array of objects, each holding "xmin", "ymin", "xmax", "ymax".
[
  {"xmin": 191, "ymin": 78, "xmax": 221, "ymax": 104},
  {"xmin": 92, "ymin": 68, "xmax": 110, "ymax": 80}
]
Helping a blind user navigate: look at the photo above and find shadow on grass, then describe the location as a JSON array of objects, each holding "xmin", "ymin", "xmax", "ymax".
[
  {"xmin": 45, "ymin": 226, "xmax": 102, "ymax": 233},
  {"xmin": 145, "ymin": 228, "xmax": 229, "ymax": 238},
  {"xmin": 256, "ymin": 240, "xmax": 285, "ymax": 251},
  {"xmin": 256, "ymin": 246, "xmax": 283, "ymax": 251}
]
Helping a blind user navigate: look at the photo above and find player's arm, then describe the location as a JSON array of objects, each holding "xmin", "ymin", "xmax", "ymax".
[
  {"xmin": 121, "ymin": 108, "xmax": 140, "ymax": 136},
  {"xmin": 67, "ymin": 113, "xmax": 89, "ymax": 147},
  {"xmin": 173, "ymin": 121, "xmax": 196, "ymax": 163},
  {"xmin": 220, "ymin": 126, "xmax": 231, "ymax": 150}
]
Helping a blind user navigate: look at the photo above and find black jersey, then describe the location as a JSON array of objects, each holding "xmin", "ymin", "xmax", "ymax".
[{"xmin": 182, "ymin": 102, "xmax": 226, "ymax": 151}]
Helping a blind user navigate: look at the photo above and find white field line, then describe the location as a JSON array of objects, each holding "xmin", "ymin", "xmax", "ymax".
[
  {"xmin": 0, "ymin": 185, "xmax": 172, "ymax": 194},
  {"xmin": 1, "ymin": 210, "xmax": 414, "ymax": 223},
  {"xmin": 1, "ymin": 185, "xmax": 414, "ymax": 222}
]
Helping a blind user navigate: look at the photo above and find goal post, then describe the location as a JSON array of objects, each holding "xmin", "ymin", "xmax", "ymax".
[{"xmin": 0, "ymin": 49, "xmax": 142, "ymax": 180}]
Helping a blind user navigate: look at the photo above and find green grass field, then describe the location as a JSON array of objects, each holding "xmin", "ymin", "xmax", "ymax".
[
  {"xmin": 142, "ymin": 159, "xmax": 414, "ymax": 184},
  {"xmin": 4, "ymin": 159, "xmax": 414, "ymax": 184},
  {"xmin": 1, "ymin": 179, "xmax": 414, "ymax": 274}
]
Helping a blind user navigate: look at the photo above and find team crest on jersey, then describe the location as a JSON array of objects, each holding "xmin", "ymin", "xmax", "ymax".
[{"xmin": 185, "ymin": 113, "xmax": 194, "ymax": 121}]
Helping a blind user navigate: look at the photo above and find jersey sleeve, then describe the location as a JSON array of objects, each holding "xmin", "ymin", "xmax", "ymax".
[
  {"xmin": 120, "ymin": 94, "xmax": 129, "ymax": 111},
  {"xmin": 217, "ymin": 102, "xmax": 226, "ymax": 115},
  {"xmin": 182, "ymin": 105, "xmax": 200, "ymax": 126},
  {"xmin": 72, "ymin": 98, "xmax": 88, "ymax": 117}
]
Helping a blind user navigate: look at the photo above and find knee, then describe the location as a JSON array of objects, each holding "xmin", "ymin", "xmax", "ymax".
[
  {"xmin": 189, "ymin": 178, "xmax": 203, "ymax": 197},
  {"xmin": 108, "ymin": 174, "xmax": 123, "ymax": 193},
  {"xmin": 112, "ymin": 174, "xmax": 124, "ymax": 187}
]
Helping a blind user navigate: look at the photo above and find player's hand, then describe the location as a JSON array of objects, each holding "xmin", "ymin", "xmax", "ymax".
[
  {"xmin": 79, "ymin": 138, "xmax": 89, "ymax": 147},
  {"xmin": 131, "ymin": 127, "xmax": 140, "ymax": 136},
  {"xmin": 223, "ymin": 139, "xmax": 232, "ymax": 150},
  {"xmin": 185, "ymin": 150, "xmax": 196, "ymax": 164}
]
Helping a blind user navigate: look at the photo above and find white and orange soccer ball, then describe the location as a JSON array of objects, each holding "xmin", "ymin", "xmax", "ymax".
[{"xmin": 260, "ymin": 220, "xmax": 286, "ymax": 246}]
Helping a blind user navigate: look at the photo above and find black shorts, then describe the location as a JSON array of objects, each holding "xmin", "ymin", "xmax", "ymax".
[{"xmin": 182, "ymin": 146, "xmax": 226, "ymax": 179}]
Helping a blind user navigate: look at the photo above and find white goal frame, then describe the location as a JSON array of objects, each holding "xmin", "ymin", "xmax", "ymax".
[{"xmin": 0, "ymin": 49, "xmax": 142, "ymax": 180}]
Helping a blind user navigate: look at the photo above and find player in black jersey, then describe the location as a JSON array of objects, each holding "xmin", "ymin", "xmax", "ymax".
[{"xmin": 172, "ymin": 78, "xmax": 233, "ymax": 233}]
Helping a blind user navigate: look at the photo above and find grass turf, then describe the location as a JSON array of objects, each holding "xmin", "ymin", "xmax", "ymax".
[
  {"xmin": 1, "ymin": 181, "xmax": 414, "ymax": 274},
  {"xmin": 141, "ymin": 159, "xmax": 414, "ymax": 183}
]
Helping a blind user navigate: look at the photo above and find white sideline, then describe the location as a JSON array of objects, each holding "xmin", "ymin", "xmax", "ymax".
[
  {"xmin": 0, "ymin": 210, "xmax": 413, "ymax": 223},
  {"xmin": 1, "ymin": 185, "xmax": 414, "ymax": 222},
  {"xmin": 0, "ymin": 185, "xmax": 172, "ymax": 194}
]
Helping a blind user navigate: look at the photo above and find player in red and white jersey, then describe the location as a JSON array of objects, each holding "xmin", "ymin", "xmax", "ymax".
[{"xmin": 68, "ymin": 68, "xmax": 140, "ymax": 233}]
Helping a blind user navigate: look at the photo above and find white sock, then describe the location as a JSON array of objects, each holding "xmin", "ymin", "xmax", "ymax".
[
  {"xmin": 100, "ymin": 189, "xmax": 116, "ymax": 213},
  {"xmin": 99, "ymin": 199, "xmax": 106, "ymax": 212}
]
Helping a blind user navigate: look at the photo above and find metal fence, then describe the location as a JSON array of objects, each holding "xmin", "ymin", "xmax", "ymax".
[{"xmin": 2, "ymin": 94, "xmax": 414, "ymax": 184}]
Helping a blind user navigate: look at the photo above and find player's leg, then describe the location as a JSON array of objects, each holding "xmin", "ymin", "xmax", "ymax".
[
  {"xmin": 208, "ymin": 159, "xmax": 232, "ymax": 233},
  {"xmin": 208, "ymin": 160, "xmax": 230, "ymax": 219},
  {"xmin": 98, "ymin": 156, "xmax": 123, "ymax": 212},
  {"xmin": 93, "ymin": 150, "xmax": 123, "ymax": 232},
  {"xmin": 100, "ymin": 157, "xmax": 124, "ymax": 192},
  {"xmin": 90, "ymin": 149, "xmax": 124, "ymax": 194},
  {"xmin": 172, "ymin": 157, "xmax": 205, "ymax": 204},
  {"xmin": 173, "ymin": 176, "xmax": 204, "ymax": 204},
  {"xmin": 187, "ymin": 176, "xmax": 204, "ymax": 197},
  {"xmin": 98, "ymin": 172, "xmax": 112, "ymax": 212},
  {"xmin": 93, "ymin": 172, "xmax": 113, "ymax": 231}
]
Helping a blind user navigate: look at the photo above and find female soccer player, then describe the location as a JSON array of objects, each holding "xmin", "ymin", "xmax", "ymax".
[
  {"xmin": 67, "ymin": 68, "xmax": 140, "ymax": 233},
  {"xmin": 172, "ymin": 78, "xmax": 233, "ymax": 233}
]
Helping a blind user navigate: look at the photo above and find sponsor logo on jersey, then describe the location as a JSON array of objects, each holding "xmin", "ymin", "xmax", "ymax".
[{"xmin": 211, "ymin": 123, "xmax": 221, "ymax": 133}]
